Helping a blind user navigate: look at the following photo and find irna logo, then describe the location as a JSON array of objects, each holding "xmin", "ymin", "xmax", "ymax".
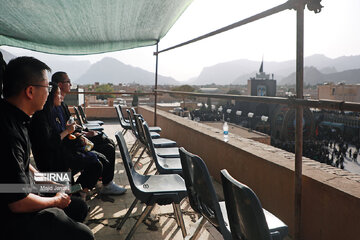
[{"xmin": 34, "ymin": 172, "xmax": 71, "ymax": 183}]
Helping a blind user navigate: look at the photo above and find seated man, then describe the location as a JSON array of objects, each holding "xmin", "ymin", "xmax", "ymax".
[
  {"xmin": 29, "ymin": 83, "xmax": 103, "ymax": 199},
  {"xmin": 0, "ymin": 57, "xmax": 94, "ymax": 240},
  {"xmin": 51, "ymin": 71, "xmax": 126, "ymax": 195}
]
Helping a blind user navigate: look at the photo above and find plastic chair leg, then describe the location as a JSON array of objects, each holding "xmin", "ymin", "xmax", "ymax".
[
  {"xmin": 133, "ymin": 147, "xmax": 146, "ymax": 168},
  {"xmin": 143, "ymin": 159, "xmax": 154, "ymax": 175},
  {"xmin": 126, "ymin": 205, "xmax": 155, "ymax": 240},
  {"xmin": 185, "ymin": 216, "xmax": 207, "ymax": 240},
  {"xmin": 129, "ymin": 140, "xmax": 139, "ymax": 155},
  {"xmin": 122, "ymin": 129, "xmax": 128, "ymax": 136},
  {"xmin": 172, "ymin": 203, "xmax": 181, "ymax": 226},
  {"xmin": 174, "ymin": 203, "xmax": 187, "ymax": 237},
  {"xmin": 116, "ymin": 198, "xmax": 139, "ymax": 230}
]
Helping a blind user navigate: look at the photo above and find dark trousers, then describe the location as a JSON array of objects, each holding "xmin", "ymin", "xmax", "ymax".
[
  {"xmin": 70, "ymin": 135, "xmax": 116, "ymax": 189},
  {"xmin": 70, "ymin": 151, "xmax": 103, "ymax": 190},
  {"xmin": 6, "ymin": 196, "xmax": 93, "ymax": 240},
  {"xmin": 90, "ymin": 135, "xmax": 116, "ymax": 185}
]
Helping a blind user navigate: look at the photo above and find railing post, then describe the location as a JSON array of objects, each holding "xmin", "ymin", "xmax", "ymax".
[
  {"xmin": 295, "ymin": 1, "xmax": 305, "ymax": 239},
  {"xmin": 154, "ymin": 43, "xmax": 159, "ymax": 126}
]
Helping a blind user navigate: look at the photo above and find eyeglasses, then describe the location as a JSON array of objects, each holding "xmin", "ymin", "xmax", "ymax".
[{"xmin": 31, "ymin": 84, "xmax": 53, "ymax": 92}]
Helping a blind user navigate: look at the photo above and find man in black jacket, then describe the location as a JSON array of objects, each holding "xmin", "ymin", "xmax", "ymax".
[
  {"xmin": 0, "ymin": 57, "xmax": 94, "ymax": 240},
  {"xmin": 51, "ymin": 71, "xmax": 126, "ymax": 196}
]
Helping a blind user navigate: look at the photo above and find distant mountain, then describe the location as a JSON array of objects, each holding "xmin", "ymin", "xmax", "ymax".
[
  {"xmin": 280, "ymin": 66, "xmax": 325, "ymax": 85},
  {"xmin": 76, "ymin": 57, "xmax": 179, "ymax": 85},
  {"xmin": 46, "ymin": 59, "xmax": 91, "ymax": 82},
  {"xmin": 188, "ymin": 54, "xmax": 360, "ymax": 85},
  {"xmin": 324, "ymin": 69, "xmax": 360, "ymax": 84},
  {"xmin": 189, "ymin": 59, "xmax": 260, "ymax": 85},
  {"xmin": 232, "ymin": 71, "xmax": 257, "ymax": 85},
  {"xmin": 319, "ymin": 66, "xmax": 337, "ymax": 74},
  {"xmin": 0, "ymin": 48, "xmax": 91, "ymax": 81},
  {"xmin": 280, "ymin": 66, "xmax": 360, "ymax": 85}
]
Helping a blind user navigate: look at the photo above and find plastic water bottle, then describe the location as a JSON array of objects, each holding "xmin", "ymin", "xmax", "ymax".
[{"xmin": 223, "ymin": 122, "xmax": 229, "ymax": 142}]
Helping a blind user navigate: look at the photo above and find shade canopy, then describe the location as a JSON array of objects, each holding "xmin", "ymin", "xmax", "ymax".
[{"xmin": 0, "ymin": 0, "xmax": 193, "ymax": 55}]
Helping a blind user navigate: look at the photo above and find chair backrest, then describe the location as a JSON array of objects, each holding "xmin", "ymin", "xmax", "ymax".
[
  {"xmin": 115, "ymin": 104, "xmax": 129, "ymax": 128},
  {"xmin": 179, "ymin": 148, "xmax": 231, "ymax": 239},
  {"xmin": 133, "ymin": 114, "xmax": 148, "ymax": 146},
  {"xmin": 221, "ymin": 169, "xmax": 272, "ymax": 240},
  {"xmin": 73, "ymin": 106, "xmax": 84, "ymax": 126},
  {"xmin": 140, "ymin": 118, "xmax": 162, "ymax": 165},
  {"xmin": 77, "ymin": 105, "xmax": 87, "ymax": 123},
  {"xmin": 126, "ymin": 109, "xmax": 140, "ymax": 140},
  {"xmin": 115, "ymin": 131, "xmax": 148, "ymax": 198}
]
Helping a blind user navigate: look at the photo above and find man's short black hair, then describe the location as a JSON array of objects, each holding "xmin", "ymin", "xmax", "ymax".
[
  {"xmin": 3, "ymin": 56, "xmax": 51, "ymax": 98},
  {"xmin": 51, "ymin": 71, "xmax": 67, "ymax": 84}
]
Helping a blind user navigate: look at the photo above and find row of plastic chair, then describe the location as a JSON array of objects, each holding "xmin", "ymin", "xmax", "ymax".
[
  {"xmin": 114, "ymin": 105, "xmax": 188, "ymax": 240},
  {"xmin": 179, "ymin": 148, "xmax": 289, "ymax": 240},
  {"xmin": 114, "ymin": 105, "xmax": 288, "ymax": 240},
  {"xmin": 115, "ymin": 131, "xmax": 188, "ymax": 240},
  {"xmin": 73, "ymin": 105, "xmax": 104, "ymax": 131}
]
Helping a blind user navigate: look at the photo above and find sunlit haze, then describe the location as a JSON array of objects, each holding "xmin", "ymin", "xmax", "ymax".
[{"xmin": 2, "ymin": 0, "xmax": 360, "ymax": 82}]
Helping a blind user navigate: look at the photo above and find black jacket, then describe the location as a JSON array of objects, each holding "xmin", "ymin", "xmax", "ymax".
[{"xmin": 29, "ymin": 108, "xmax": 70, "ymax": 172}]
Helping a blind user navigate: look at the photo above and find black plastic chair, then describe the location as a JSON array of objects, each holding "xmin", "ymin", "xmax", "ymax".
[
  {"xmin": 115, "ymin": 131, "xmax": 188, "ymax": 239},
  {"xmin": 179, "ymin": 147, "xmax": 232, "ymax": 240},
  {"xmin": 126, "ymin": 109, "xmax": 160, "ymax": 159},
  {"xmin": 127, "ymin": 109, "xmax": 160, "ymax": 140},
  {"xmin": 78, "ymin": 105, "xmax": 104, "ymax": 126},
  {"xmin": 115, "ymin": 104, "xmax": 132, "ymax": 136},
  {"xmin": 133, "ymin": 113, "xmax": 177, "ymax": 148},
  {"xmin": 130, "ymin": 107, "xmax": 162, "ymax": 133},
  {"xmin": 221, "ymin": 169, "xmax": 288, "ymax": 240},
  {"xmin": 73, "ymin": 106, "xmax": 104, "ymax": 131},
  {"xmin": 136, "ymin": 115, "xmax": 182, "ymax": 176},
  {"xmin": 142, "ymin": 120, "xmax": 180, "ymax": 159}
]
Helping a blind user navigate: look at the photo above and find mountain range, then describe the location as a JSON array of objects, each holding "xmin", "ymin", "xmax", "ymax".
[
  {"xmin": 187, "ymin": 54, "xmax": 360, "ymax": 85},
  {"xmin": 1, "ymin": 49, "xmax": 91, "ymax": 81},
  {"xmin": 281, "ymin": 66, "xmax": 360, "ymax": 85},
  {"xmin": 75, "ymin": 57, "xmax": 178, "ymax": 85},
  {"xmin": 2, "ymin": 48, "xmax": 360, "ymax": 86}
]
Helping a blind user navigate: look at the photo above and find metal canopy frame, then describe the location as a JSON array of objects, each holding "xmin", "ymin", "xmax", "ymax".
[{"xmin": 153, "ymin": 1, "xmax": 326, "ymax": 239}]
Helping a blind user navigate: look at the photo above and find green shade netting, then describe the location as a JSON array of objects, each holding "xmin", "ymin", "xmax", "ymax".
[{"xmin": 0, "ymin": 0, "xmax": 193, "ymax": 55}]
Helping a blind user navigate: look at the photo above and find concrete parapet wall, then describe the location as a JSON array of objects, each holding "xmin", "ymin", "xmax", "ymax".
[
  {"xmin": 69, "ymin": 106, "xmax": 137, "ymax": 120},
  {"xmin": 138, "ymin": 105, "xmax": 360, "ymax": 240}
]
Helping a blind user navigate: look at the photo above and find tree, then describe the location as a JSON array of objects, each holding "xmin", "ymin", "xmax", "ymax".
[
  {"xmin": 171, "ymin": 85, "xmax": 195, "ymax": 92},
  {"xmin": 95, "ymin": 84, "xmax": 114, "ymax": 100},
  {"xmin": 170, "ymin": 85, "xmax": 196, "ymax": 100},
  {"xmin": 227, "ymin": 89, "xmax": 241, "ymax": 95}
]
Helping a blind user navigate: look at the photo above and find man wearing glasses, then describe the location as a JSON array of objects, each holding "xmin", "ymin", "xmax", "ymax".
[
  {"xmin": 52, "ymin": 71, "xmax": 126, "ymax": 196},
  {"xmin": 0, "ymin": 57, "xmax": 94, "ymax": 240}
]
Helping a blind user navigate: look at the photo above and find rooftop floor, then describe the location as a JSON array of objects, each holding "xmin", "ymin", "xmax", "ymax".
[{"xmin": 85, "ymin": 121, "xmax": 224, "ymax": 240}]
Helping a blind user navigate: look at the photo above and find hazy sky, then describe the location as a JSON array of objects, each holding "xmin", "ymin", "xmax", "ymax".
[{"xmin": 2, "ymin": 0, "xmax": 360, "ymax": 82}]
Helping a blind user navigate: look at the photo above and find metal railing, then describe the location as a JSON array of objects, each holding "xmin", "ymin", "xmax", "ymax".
[{"xmin": 152, "ymin": 1, "xmax": 324, "ymax": 239}]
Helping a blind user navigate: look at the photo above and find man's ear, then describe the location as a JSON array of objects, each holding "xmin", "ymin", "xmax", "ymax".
[
  {"xmin": 24, "ymin": 86, "xmax": 34, "ymax": 100},
  {"xmin": 57, "ymin": 82, "xmax": 63, "ymax": 90}
]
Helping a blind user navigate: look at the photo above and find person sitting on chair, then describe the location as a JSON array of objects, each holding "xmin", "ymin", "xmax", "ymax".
[
  {"xmin": 30, "ymin": 83, "xmax": 104, "ymax": 199},
  {"xmin": 0, "ymin": 56, "xmax": 94, "ymax": 240},
  {"xmin": 51, "ymin": 71, "xmax": 126, "ymax": 195}
]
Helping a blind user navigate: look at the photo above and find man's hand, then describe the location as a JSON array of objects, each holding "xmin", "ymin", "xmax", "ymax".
[
  {"xmin": 83, "ymin": 130, "xmax": 98, "ymax": 137},
  {"xmin": 54, "ymin": 192, "xmax": 71, "ymax": 209},
  {"xmin": 65, "ymin": 122, "xmax": 76, "ymax": 134}
]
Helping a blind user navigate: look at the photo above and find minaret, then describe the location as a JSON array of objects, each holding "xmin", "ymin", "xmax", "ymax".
[{"xmin": 259, "ymin": 57, "xmax": 264, "ymax": 73}]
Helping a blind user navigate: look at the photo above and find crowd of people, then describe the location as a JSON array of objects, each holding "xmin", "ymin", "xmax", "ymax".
[
  {"xmin": 272, "ymin": 138, "xmax": 359, "ymax": 169},
  {"xmin": 0, "ymin": 56, "xmax": 127, "ymax": 240}
]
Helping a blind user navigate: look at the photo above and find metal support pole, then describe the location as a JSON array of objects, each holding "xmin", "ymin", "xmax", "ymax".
[
  {"xmin": 154, "ymin": 43, "xmax": 159, "ymax": 126},
  {"xmin": 295, "ymin": 2, "xmax": 305, "ymax": 239}
]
